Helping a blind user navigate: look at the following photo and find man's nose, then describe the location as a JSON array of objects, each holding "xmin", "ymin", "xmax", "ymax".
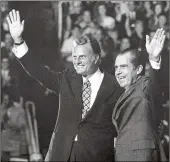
[
  {"xmin": 74, "ymin": 58, "xmax": 81, "ymax": 64},
  {"xmin": 115, "ymin": 68, "xmax": 122, "ymax": 75}
]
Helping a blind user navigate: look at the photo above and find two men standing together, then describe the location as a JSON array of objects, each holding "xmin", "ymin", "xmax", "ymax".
[{"xmin": 7, "ymin": 9, "xmax": 166, "ymax": 161}]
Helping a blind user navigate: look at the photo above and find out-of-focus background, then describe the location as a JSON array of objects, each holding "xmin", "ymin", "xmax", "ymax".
[{"xmin": 1, "ymin": 1, "xmax": 169, "ymax": 161}]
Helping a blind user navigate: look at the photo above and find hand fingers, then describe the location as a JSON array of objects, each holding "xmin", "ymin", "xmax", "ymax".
[
  {"xmin": 12, "ymin": 9, "xmax": 17, "ymax": 21},
  {"xmin": 9, "ymin": 11, "xmax": 14, "ymax": 23},
  {"xmin": 145, "ymin": 35, "xmax": 150, "ymax": 46},
  {"xmin": 22, "ymin": 20, "xmax": 25, "ymax": 29},
  {"xmin": 160, "ymin": 33, "xmax": 166, "ymax": 46},
  {"xmin": 157, "ymin": 28, "xmax": 163, "ymax": 40},
  {"xmin": 16, "ymin": 10, "xmax": 21, "ymax": 23},
  {"xmin": 6, "ymin": 16, "xmax": 12, "ymax": 26},
  {"xmin": 153, "ymin": 28, "xmax": 160, "ymax": 40}
]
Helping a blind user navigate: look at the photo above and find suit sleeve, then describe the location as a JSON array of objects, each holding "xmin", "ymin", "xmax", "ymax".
[{"xmin": 16, "ymin": 50, "xmax": 64, "ymax": 94}]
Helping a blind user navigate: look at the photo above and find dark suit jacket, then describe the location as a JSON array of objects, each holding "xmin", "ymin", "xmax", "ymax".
[
  {"xmin": 112, "ymin": 72, "xmax": 167, "ymax": 161},
  {"xmin": 18, "ymin": 53, "xmax": 122, "ymax": 161}
]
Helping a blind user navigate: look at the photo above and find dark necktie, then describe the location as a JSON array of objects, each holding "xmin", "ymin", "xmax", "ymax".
[{"xmin": 82, "ymin": 80, "xmax": 91, "ymax": 119}]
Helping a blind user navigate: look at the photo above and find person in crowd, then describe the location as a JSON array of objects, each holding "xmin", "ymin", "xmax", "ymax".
[
  {"xmin": 143, "ymin": 1, "xmax": 154, "ymax": 19},
  {"xmin": 94, "ymin": 3, "xmax": 115, "ymax": 30},
  {"xmin": 92, "ymin": 27, "xmax": 115, "ymax": 74},
  {"xmin": 142, "ymin": 1, "xmax": 154, "ymax": 33},
  {"xmin": 113, "ymin": 28, "xmax": 167, "ymax": 161},
  {"xmin": 117, "ymin": 1, "xmax": 145, "ymax": 39},
  {"xmin": 120, "ymin": 37, "xmax": 131, "ymax": 51},
  {"xmin": 66, "ymin": 1, "xmax": 83, "ymax": 34},
  {"xmin": 1, "ymin": 33, "xmax": 14, "ymax": 59},
  {"xmin": 1, "ymin": 93, "xmax": 11, "ymax": 162},
  {"xmin": 1, "ymin": 57, "xmax": 20, "ymax": 98},
  {"xmin": 148, "ymin": 2, "xmax": 164, "ymax": 31},
  {"xmin": 75, "ymin": 10, "xmax": 95, "ymax": 30},
  {"xmin": 131, "ymin": 20, "xmax": 146, "ymax": 50},
  {"xmin": 1, "ymin": 93, "xmax": 27, "ymax": 160},
  {"xmin": 1, "ymin": 57, "xmax": 12, "ymax": 88},
  {"xmin": 7, "ymin": 10, "xmax": 122, "ymax": 161},
  {"xmin": 157, "ymin": 14, "xmax": 169, "ymax": 31},
  {"xmin": 108, "ymin": 29, "xmax": 120, "ymax": 49}
]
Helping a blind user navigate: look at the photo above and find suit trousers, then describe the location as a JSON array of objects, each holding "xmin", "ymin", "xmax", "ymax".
[
  {"xmin": 115, "ymin": 149, "xmax": 160, "ymax": 161},
  {"xmin": 68, "ymin": 140, "xmax": 81, "ymax": 162}
]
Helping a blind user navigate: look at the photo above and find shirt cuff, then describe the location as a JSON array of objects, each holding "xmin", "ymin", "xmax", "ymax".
[
  {"xmin": 12, "ymin": 42, "xmax": 28, "ymax": 59},
  {"xmin": 149, "ymin": 57, "xmax": 161, "ymax": 70}
]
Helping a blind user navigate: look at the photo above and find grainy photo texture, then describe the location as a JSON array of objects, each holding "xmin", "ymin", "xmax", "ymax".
[{"xmin": 1, "ymin": 1, "xmax": 169, "ymax": 161}]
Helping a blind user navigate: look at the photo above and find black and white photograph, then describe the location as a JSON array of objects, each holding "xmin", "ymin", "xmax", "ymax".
[{"xmin": 1, "ymin": 1, "xmax": 169, "ymax": 161}]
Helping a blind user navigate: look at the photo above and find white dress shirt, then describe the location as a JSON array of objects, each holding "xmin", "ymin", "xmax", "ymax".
[{"xmin": 82, "ymin": 68, "xmax": 104, "ymax": 108}]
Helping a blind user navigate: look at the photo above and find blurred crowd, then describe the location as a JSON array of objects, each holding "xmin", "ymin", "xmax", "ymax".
[
  {"xmin": 60, "ymin": 1, "xmax": 169, "ymax": 73},
  {"xmin": 1, "ymin": 1, "xmax": 169, "ymax": 161}
]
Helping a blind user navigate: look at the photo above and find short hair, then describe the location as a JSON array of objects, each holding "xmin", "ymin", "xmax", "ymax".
[
  {"xmin": 118, "ymin": 48, "xmax": 147, "ymax": 75},
  {"xmin": 73, "ymin": 35, "xmax": 101, "ymax": 56}
]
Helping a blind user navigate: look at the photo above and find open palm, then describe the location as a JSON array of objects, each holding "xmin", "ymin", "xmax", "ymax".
[
  {"xmin": 145, "ymin": 28, "xmax": 166, "ymax": 60},
  {"xmin": 6, "ymin": 10, "xmax": 24, "ymax": 41}
]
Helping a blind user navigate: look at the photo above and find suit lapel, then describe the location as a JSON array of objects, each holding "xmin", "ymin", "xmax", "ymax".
[
  {"xmin": 68, "ymin": 70, "xmax": 83, "ymax": 119},
  {"xmin": 114, "ymin": 86, "xmax": 135, "ymax": 120},
  {"xmin": 82, "ymin": 72, "xmax": 116, "ymax": 121},
  {"xmin": 112, "ymin": 79, "xmax": 143, "ymax": 133},
  {"xmin": 114, "ymin": 77, "xmax": 144, "ymax": 121}
]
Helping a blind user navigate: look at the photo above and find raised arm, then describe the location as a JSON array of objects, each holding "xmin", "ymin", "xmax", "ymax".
[
  {"xmin": 6, "ymin": 9, "xmax": 63, "ymax": 93},
  {"xmin": 145, "ymin": 28, "xmax": 166, "ymax": 96},
  {"xmin": 146, "ymin": 28, "xmax": 166, "ymax": 63}
]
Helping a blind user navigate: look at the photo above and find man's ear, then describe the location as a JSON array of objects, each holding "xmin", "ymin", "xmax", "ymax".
[{"xmin": 137, "ymin": 65, "xmax": 143, "ymax": 75}]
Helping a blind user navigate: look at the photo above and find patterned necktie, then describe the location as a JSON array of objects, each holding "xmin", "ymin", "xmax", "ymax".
[{"xmin": 82, "ymin": 80, "xmax": 91, "ymax": 119}]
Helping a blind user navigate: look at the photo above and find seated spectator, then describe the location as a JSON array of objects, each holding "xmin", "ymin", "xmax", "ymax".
[
  {"xmin": 66, "ymin": 1, "xmax": 83, "ymax": 33},
  {"xmin": 1, "ymin": 57, "xmax": 12, "ymax": 88},
  {"xmin": 94, "ymin": 3, "xmax": 115, "ymax": 30},
  {"xmin": 75, "ymin": 10, "xmax": 95, "ymax": 30},
  {"xmin": 117, "ymin": 1, "xmax": 145, "ymax": 38},
  {"xmin": 93, "ymin": 27, "xmax": 116, "ymax": 74},
  {"xmin": 157, "ymin": 14, "xmax": 169, "ymax": 31},
  {"xmin": 143, "ymin": 1, "xmax": 154, "ymax": 19},
  {"xmin": 108, "ymin": 29, "xmax": 120, "ymax": 51},
  {"xmin": 1, "ymin": 93, "xmax": 11, "ymax": 130},
  {"xmin": 131, "ymin": 20, "xmax": 146, "ymax": 50},
  {"xmin": 1, "ymin": 1, "xmax": 9, "ymax": 21},
  {"xmin": 163, "ymin": 1, "xmax": 169, "ymax": 17},
  {"xmin": 148, "ymin": 2, "xmax": 164, "ymax": 31},
  {"xmin": 1, "ymin": 95, "xmax": 27, "ymax": 159},
  {"xmin": 142, "ymin": 1, "xmax": 154, "ymax": 32},
  {"xmin": 1, "ymin": 57, "xmax": 20, "ymax": 101},
  {"xmin": 120, "ymin": 37, "xmax": 131, "ymax": 51},
  {"xmin": 1, "ymin": 33, "xmax": 14, "ymax": 59}
]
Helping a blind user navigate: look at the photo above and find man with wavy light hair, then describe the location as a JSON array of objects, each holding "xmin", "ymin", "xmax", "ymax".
[{"xmin": 7, "ymin": 9, "xmax": 122, "ymax": 161}]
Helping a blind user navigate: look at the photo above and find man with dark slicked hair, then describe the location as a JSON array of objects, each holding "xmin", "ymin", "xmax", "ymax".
[{"xmin": 113, "ymin": 29, "xmax": 167, "ymax": 161}]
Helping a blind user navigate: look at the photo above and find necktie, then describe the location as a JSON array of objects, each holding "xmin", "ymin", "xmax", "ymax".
[{"xmin": 82, "ymin": 80, "xmax": 91, "ymax": 119}]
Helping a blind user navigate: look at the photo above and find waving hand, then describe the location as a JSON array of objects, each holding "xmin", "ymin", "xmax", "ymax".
[
  {"xmin": 145, "ymin": 28, "xmax": 166, "ymax": 62},
  {"xmin": 6, "ymin": 9, "xmax": 25, "ymax": 43}
]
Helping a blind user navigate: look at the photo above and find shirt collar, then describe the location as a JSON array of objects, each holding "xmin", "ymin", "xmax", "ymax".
[{"xmin": 82, "ymin": 68, "xmax": 103, "ymax": 85}]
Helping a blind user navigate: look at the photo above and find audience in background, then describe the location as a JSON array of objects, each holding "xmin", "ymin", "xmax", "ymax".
[
  {"xmin": 1, "ymin": 1, "xmax": 169, "ymax": 160},
  {"xmin": 1, "ymin": 93, "xmax": 27, "ymax": 161},
  {"xmin": 60, "ymin": 2, "xmax": 169, "ymax": 159}
]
